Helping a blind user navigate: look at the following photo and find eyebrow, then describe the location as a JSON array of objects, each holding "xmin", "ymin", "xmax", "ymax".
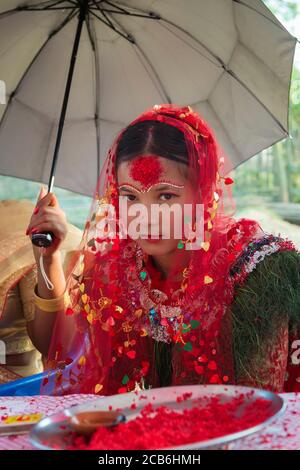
[
  {"xmin": 118, "ymin": 183, "xmax": 185, "ymax": 192},
  {"xmin": 118, "ymin": 185, "xmax": 136, "ymax": 192},
  {"xmin": 153, "ymin": 184, "xmax": 184, "ymax": 191}
]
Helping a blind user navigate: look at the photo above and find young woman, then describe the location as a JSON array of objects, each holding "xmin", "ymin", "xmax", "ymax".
[{"xmin": 26, "ymin": 104, "xmax": 300, "ymax": 395}]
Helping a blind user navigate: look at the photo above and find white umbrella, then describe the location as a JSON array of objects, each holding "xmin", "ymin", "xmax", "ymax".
[{"xmin": 0, "ymin": 0, "xmax": 297, "ymax": 198}]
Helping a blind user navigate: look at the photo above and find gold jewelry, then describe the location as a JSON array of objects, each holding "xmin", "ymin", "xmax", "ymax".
[{"xmin": 33, "ymin": 284, "xmax": 67, "ymax": 312}]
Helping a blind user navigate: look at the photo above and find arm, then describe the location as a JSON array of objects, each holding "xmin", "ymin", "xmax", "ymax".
[
  {"xmin": 24, "ymin": 186, "xmax": 69, "ymax": 356},
  {"xmin": 26, "ymin": 249, "xmax": 66, "ymax": 356}
]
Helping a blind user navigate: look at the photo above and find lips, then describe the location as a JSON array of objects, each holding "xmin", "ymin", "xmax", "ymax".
[
  {"xmin": 140, "ymin": 234, "xmax": 163, "ymax": 239},
  {"xmin": 140, "ymin": 234, "xmax": 168, "ymax": 242},
  {"xmin": 143, "ymin": 237, "xmax": 162, "ymax": 243}
]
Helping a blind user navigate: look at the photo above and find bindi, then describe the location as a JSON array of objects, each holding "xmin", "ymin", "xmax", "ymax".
[{"xmin": 129, "ymin": 155, "xmax": 163, "ymax": 190}]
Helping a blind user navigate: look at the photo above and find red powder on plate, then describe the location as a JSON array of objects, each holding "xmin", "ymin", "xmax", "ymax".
[{"xmin": 70, "ymin": 393, "xmax": 272, "ymax": 450}]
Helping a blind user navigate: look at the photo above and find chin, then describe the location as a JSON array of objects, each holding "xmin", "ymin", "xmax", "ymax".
[{"xmin": 137, "ymin": 238, "xmax": 176, "ymax": 256}]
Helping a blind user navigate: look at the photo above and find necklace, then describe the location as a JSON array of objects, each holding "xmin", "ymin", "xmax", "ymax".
[{"xmin": 134, "ymin": 244, "xmax": 194, "ymax": 343}]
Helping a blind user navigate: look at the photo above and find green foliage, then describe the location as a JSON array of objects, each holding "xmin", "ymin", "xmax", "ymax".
[{"xmin": 233, "ymin": 1, "xmax": 300, "ymax": 206}]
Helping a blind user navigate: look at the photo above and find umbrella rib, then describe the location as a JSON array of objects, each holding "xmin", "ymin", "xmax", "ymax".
[
  {"xmin": 0, "ymin": 1, "xmax": 73, "ymax": 19},
  {"xmin": 0, "ymin": 7, "xmax": 27, "ymax": 19},
  {"xmin": 17, "ymin": 0, "xmax": 73, "ymax": 11},
  {"xmin": 85, "ymin": 14, "xmax": 102, "ymax": 181},
  {"xmin": 160, "ymin": 18, "xmax": 290, "ymax": 135},
  {"xmin": 106, "ymin": 12, "xmax": 171, "ymax": 103},
  {"xmin": 38, "ymin": 0, "xmax": 70, "ymax": 7},
  {"xmin": 20, "ymin": 7, "xmax": 75, "ymax": 10},
  {"xmin": 226, "ymin": 68, "xmax": 289, "ymax": 135},
  {"xmin": 158, "ymin": 21, "xmax": 222, "ymax": 68},
  {"xmin": 90, "ymin": 2, "xmax": 222, "ymax": 67},
  {"xmin": 233, "ymin": 133, "xmax": 292, "ymax": 172},
  {"xmin": 96, "ymin": 0, "xmax": 129, "ymax": 15},
  {"xmin": 89, "ymin": 5, "xmax": 170, "ymax": 101},
  {"xmin": 161, "ymin": 19, "xmax": 224, "ymax": 68},
  {"xmin": 19, "ymin": 6, "xmax": 75, "ymax": 11},
  {"xmin": 88, "ymin": 9, "xmax": 133, "ymax": 43},
  {"xmin": 90, "ymin": 0, "xmax": 160, "ymax": 20},
  {"xmin": 204, "ymin": 99, "xmax": 242, "ymax": 167},
  {"xmin": 0, "ymin": 8, "xmax": 78, "ymax": 129},
  {"xmin": 100, "ymin": 10, "xmax": 115, "ymax": 30},
  {"xmin": 131, "ymin": 44, "xmax": 172, "ymax": 104},
  {"xmin": 90, "ymin": 8, "xmax": 159, "ymax": 20},
  {"xmin": 25, "ymin": 0, "xmax": 67, "ymax": 8},
  {"xmin": 232, "ymin": 0, "xmax": 297, "ymax": 38},
  {"xmin": 91, "ymin": 0, "xmax": 115, "ymax": 29}
]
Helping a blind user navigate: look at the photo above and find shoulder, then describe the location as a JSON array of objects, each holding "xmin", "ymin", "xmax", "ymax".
[
  {"xmin": 229, "ymin": 233, "xmax": 300, "ymax": 332},
  {"xmin": 229, "ymin": 231, "xmax": 299, "ymax": 287}
]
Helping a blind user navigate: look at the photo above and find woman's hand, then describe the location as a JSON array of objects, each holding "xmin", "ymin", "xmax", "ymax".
[{"xmin": 26, "ymin": 186, "xmax": 68, "ymax": 258}]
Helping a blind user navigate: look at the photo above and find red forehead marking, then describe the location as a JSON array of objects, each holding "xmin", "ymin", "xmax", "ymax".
[{"xmin": 129, "ymin": 155, "xmax": 163, "ymax": 189}]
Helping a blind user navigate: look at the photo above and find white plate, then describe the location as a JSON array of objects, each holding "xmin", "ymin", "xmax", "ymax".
[
  {"xmin": 0, "ymin": 398, "xmax": 44, "ymax": 436},
  {"xmin": 30, "ymin": 384, "xmax": 285, "ymax": 450}
]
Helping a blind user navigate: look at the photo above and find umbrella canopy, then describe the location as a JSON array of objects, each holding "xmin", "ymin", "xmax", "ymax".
[{"xmin": 0, "ymin": 0, "xmax": 297, "ymax": 196}]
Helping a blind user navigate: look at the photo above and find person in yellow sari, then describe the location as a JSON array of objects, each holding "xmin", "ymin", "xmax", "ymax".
[{"xmin": 0, "ymin": 198, "xmax": 82, "ymax": 383}]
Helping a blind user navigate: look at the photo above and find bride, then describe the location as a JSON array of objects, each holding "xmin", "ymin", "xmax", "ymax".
[{"xmin": 26, "ymin": 104, "xmax": 300, "ymax": 395}]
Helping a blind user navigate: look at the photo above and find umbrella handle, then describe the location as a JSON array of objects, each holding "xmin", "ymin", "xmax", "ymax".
[
  {"xmin": 31, "ymin": 177, "xmax": 55, "ymax": 248},
  {"xmin": 31, "ymin": 231, "xmax": 55, "ymax": 248}
]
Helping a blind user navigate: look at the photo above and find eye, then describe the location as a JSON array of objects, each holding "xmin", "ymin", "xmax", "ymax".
[
  {"xmin": 120, "ymin": 194, "xmax": 136, "ymax": 202},
  {"xmin": 159, "ymin": 193, "xmax": 178, "ymax": 201}
]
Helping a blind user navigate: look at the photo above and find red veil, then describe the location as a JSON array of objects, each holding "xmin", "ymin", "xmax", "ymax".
[{"xmin": 42, "ymin": 104, "xmax": 265, "ymax": 395}]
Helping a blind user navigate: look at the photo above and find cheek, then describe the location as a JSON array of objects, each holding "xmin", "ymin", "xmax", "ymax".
[
  {"xmin": 119, "ymin": 201, "xmax": 152, "ymax": 233},
  {"xmin": 183, "ymin": 187, "xmax": 197, "ymax": 204},
  {"xmin": 169, "ymin": 194, "xmax": 197, "ymax": 237},
  {"xmin": 153, "ymin": 198, "xmax": 185, "ymax": 236},
  {"xmin": 119, "ymin": 203, "xmax": 133, "ymax": 233}
]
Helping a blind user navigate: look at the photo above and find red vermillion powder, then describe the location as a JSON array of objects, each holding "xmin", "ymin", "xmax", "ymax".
[
  {"xmin": 70, "ymin": 393, "xmax": 272, "ymax": 450},
  {"xmin": 129, "ymin": 156, "xmax": 163, "ymax": 189}
]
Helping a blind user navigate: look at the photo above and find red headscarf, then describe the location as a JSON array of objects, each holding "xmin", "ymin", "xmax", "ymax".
[{"xmin": 42, "ymin": 104, "xmax": 262, "ymax": 395}]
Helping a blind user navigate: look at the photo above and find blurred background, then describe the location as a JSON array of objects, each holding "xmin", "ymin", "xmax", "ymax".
[
  {"xmin": 0, "ymin": 0, "xmax": 299, "ymax": 245},
  {"xmin": 232, "ymin": 0, "xmax": 300, "ymax": 246}
]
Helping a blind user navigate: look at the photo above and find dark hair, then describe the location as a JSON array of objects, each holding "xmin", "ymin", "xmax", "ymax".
[{"xmin": 115, "ymin": 120, "xmax": 189, "ymax": 168}]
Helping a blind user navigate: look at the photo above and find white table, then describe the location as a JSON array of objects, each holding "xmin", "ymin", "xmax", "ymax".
[{"xmin": 0, "ymin": 393, "xmax": 299, "ymax": 450}]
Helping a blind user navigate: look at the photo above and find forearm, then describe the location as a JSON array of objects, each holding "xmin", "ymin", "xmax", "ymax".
[{"xmin": 27, "ymin": 249, "xmax": 66, "ymax": 356}]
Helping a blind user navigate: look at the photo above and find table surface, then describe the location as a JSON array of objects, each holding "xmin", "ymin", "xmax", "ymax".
[{"xmin": 0, "ymin": 393, "xmax": 299, "ymax": 450}]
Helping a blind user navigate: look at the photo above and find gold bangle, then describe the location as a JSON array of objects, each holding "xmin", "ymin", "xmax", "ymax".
[{"xmin": 33, "ymin": 284, "xmax": 66, "ymax": 312}]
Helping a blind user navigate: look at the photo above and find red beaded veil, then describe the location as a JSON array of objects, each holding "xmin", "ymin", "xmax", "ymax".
[{"xmin": 41, "ymin": 104, "xmax": 262, "ymax": 395}]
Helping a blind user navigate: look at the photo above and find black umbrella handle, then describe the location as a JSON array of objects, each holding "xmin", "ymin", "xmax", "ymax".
[
  {"xmin": 31, "ymin": 179, "xmax": 55, "ymax": 248},
  {"xmin": 31, "ymin": 231, "xmax": 54, "ymax": 248}
]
